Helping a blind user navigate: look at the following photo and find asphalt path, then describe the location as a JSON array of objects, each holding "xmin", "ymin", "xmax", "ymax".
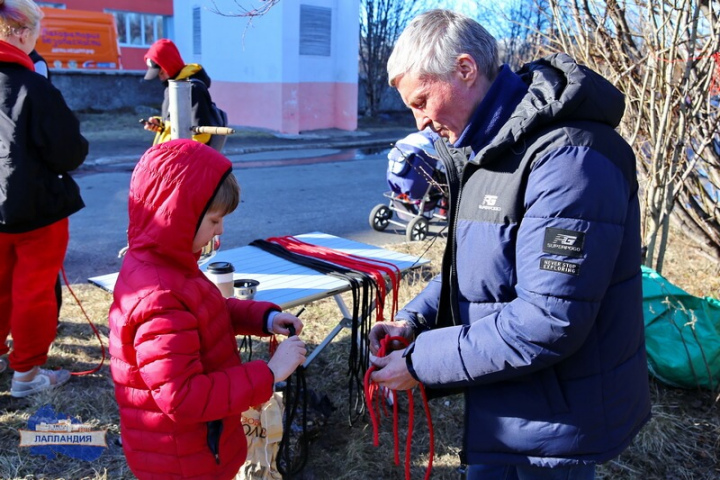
[{"xmin": 65, "ymin": 146, "xmax": 446, "ymax": 285}]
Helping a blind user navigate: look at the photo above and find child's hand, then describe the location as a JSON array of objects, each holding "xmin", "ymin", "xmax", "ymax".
[
  {"xmin": 267, "ymin": 336, "xmax": 306, "ymax": 382},
  {"xmin": 271, "ymin": 312, "xmax": 303, "ymax": 337}
]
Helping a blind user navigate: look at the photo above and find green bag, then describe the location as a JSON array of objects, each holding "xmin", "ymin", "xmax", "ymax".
[{"xmin": 642, "ymin": 266, "xmax": 720, "ymax": 390}]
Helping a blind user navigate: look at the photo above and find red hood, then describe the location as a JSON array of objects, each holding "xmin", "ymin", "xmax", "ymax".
[
  {"xmin": 0, "ymin": 41, "xmax": 35, "ymax": 71},
  {"xmin": 127, "ymin": 139, "xmax": 232, "ymax": 272},
  {"xmin": 144, "ymin": 38, "xmax": 184, "ymax": 78}
]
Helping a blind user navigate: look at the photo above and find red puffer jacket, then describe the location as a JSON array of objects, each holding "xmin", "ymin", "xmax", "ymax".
[{"xmin": 109, "ymin": 140, "xmax": 277, "ymax": 479}]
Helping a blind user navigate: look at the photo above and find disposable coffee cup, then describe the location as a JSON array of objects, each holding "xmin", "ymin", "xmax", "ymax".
[
  {"xmin": 205, "ymin": 261, "xmax": 235, "ymax": 297},
  {"xmin": 234, "ymin": 279, "xmax": 260, "ymax": 300}
]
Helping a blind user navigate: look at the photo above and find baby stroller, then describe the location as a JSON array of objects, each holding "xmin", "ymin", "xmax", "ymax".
[{"xmin": 369, "ymin": 129, "xmax": 448, "ymax": 241}]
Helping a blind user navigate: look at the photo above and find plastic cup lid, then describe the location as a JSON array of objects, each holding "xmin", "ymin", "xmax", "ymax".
[{"xmin": 207, "ymin": 261, "xmax": 235, "ymax": 274}]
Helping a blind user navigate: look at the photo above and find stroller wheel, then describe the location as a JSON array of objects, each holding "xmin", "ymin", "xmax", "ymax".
[
  {"xmin": 370, "ymin": 204, "xmax": 392, "ymax": 231},
  {"xmin": 406, "ymin": 216, "xmax": 429, "ymax": 242}
]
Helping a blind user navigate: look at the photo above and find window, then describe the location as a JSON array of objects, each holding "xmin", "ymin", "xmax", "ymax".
[
  {"xmin": 108, "ymin": 10, "xmax": 165, "ymax": 47},
  {"xmin": 192, "ymin": 6, "xmax": 201, "ymax": 55},
  {"xmin": 299, "ymin": 5, "xmax": 331, "ymax": 56}
]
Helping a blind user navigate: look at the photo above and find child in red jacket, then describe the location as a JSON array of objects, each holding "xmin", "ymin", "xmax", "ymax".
[{"xmin": 108, "ymin": 139, "xmax": 306, "ymax": 479}]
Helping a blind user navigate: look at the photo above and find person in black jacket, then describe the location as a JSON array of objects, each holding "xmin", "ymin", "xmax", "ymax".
[
  {"xmin": 0, "ymin": 0, "xmax": 89, "ymax": 397},
  {"xmin": 141, "ymin": 38, "xmax": 225, "ymax": 149},
  {"xmin": 368, "ymin": 9, "xmax": 650, "ymax": 479}
]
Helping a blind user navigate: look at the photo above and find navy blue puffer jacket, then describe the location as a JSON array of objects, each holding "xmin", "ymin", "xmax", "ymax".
[{"xmin": 398, "ymin": 53, "xmax": 651, "ymax": 467}]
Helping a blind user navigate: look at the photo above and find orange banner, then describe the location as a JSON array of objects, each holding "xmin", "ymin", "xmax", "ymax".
[{"xmin": 35, "ymin": 8, "xmax": 121, "ymax": 70}]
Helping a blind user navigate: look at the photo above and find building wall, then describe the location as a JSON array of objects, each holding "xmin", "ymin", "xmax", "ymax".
[
  {"xmin": 43, "ymin": 0, "xmax": 360, "ymax": 134},
  {"xmin": 173, "ymin": 0, "xmax": 359, "ymax": 133}
]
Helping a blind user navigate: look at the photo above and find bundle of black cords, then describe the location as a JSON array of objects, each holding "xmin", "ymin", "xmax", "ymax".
[
  {"xmin": 250, "ymin": 238, "xmax": 376, "ymax": 426},
  {"xmin": 276, "ymin": 324, "xmax": 308, "ymax": 477}
]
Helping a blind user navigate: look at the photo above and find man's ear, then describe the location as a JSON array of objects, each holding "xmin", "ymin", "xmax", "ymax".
[{"xmin": 456, "ymin": 54, "xmax": 478, "ymax": 85}]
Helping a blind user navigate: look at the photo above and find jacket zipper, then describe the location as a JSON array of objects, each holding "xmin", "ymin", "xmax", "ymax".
[
  {"xmin": 434, "ymin": 139, "xmax": 471, "ymax": 469},
  {"xmin": 433, "ymin": 139, "xmax": 468, "ymax": 326}
]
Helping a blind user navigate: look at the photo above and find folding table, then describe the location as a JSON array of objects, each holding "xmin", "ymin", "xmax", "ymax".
[{"xmin": 89, "ymin": 232, "xmax": 429, "ymax": 366}]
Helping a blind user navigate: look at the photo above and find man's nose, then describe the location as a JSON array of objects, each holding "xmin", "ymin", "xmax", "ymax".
[{"xmin": 413, "ymin": 110, "xmax": 430, "ymax": 131}]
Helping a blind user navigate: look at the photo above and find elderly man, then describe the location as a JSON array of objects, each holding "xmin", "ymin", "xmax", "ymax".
[{"xmin": 369, "ymin": 9, "xmax": 651, "ymax": 480}]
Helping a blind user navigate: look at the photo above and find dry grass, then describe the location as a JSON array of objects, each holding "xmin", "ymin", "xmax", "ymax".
[{"xmin": 1, "ymin": 229, "xmax": 718, "ymax": 479}]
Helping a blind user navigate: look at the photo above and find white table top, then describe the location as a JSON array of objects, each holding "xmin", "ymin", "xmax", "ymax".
[{"xmin": 89, "ymin": 232, "xmax": 428, "ymax": 309}]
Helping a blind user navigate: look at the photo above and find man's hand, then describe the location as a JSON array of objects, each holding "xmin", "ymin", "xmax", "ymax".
[
  {"xmin": 368, "ymin": 320, "xmax": 414, "ymax": 355},
  {"xmin": 369, "ymin": 349, "xmax": 418, "ymax": 391},
  {"xmin": 271, "ymin": 312, "xmax": 304, "ymax": 337}
]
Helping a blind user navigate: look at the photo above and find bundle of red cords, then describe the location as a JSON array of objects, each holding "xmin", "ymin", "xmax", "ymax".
[
  {"xmin": 364, "ymin": 335, "xmax": 434, "ymax": 480},
  {"xmin": 265, "ymin": 235, "xmax": 401, "ymax": 321}
]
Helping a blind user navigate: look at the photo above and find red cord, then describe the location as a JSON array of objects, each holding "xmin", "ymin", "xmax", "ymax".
[
  {"xmin": 364, "ymin": 336, "xmax": 434, "ymax": 480},
  {"xmin": 60, "ymin": 267, "xmax": 106, "ymax": 376},
  {"xmin": 268, "ymin": 335, "xmax": 279, "ymax": 356},
  {"xmin": 267, "ymin": 236, "xmax": 401, "ymax": 321}
]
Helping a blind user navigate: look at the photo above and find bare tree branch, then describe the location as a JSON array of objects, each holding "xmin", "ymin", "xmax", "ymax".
[
  {"xmin": 209, "ymin": 0, "xmax": 281, "ymax": 18},
  {"xmin": 545, "ymin": 0, "xmax": 720, "ymax": 272},
  {"xmin": 359, "ymin": 0, "xmax": 426, "ymax": 117}
]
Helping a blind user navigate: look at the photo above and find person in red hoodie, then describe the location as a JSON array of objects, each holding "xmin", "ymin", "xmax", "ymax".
[
  {"xmin": 141, "ymin": 38, "xmax": 223, "ymax": 147},
  {"xmin": 109, "ymin": 139, "xmax": 307, "ymax": 479},
  {"xmin": 0, "ymin": 0, "xmax": 88, "ymax": 397}
]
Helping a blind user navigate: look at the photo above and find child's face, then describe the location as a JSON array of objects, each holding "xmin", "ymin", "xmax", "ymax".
[{"xmin": 193, "ymin": 210, "xmax": 225, "ymax": 253}]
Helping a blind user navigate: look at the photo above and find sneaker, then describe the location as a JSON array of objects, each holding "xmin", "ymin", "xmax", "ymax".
[{"xmin": 10, "ymin": 368, "xmax": 71, "ymax": 398}]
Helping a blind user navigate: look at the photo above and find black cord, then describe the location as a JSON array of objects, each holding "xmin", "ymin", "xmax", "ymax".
[{"xmin": 239, "ymin": 335, "xmax": 253, "ymax": 361}]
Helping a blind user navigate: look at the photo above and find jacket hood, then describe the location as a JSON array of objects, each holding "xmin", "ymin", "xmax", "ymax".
[
  {"xmin": 473, "ymin": 53, "xmax": 626, "ymax": 163},
  {"xmin": 127, "ymin": 139, "xmax": 231, "ymax": 272},
  {"xmin": 0, "ymin": 41, "xmax": 35, "ymax": 70},
  {"xmin": 516, "ymin": 52, "xmax": 625, "ymax": 127},
  {"xmin": 176, "ymin": 63, "xmax": 211, "ymax": 87},
  {"xmin": 145, "ymin": 39, "xmax": 185, "ymax": 78}
]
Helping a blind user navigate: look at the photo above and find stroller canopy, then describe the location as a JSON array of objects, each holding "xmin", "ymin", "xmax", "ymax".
[{"xmin": 387, "ymin": 129, "xmax": 441, "ymax": 200}]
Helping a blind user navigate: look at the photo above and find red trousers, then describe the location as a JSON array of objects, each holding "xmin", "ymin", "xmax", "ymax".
[{"xmin": 0, "ymin": 218, "xmax": 69, "ymax": 372}]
